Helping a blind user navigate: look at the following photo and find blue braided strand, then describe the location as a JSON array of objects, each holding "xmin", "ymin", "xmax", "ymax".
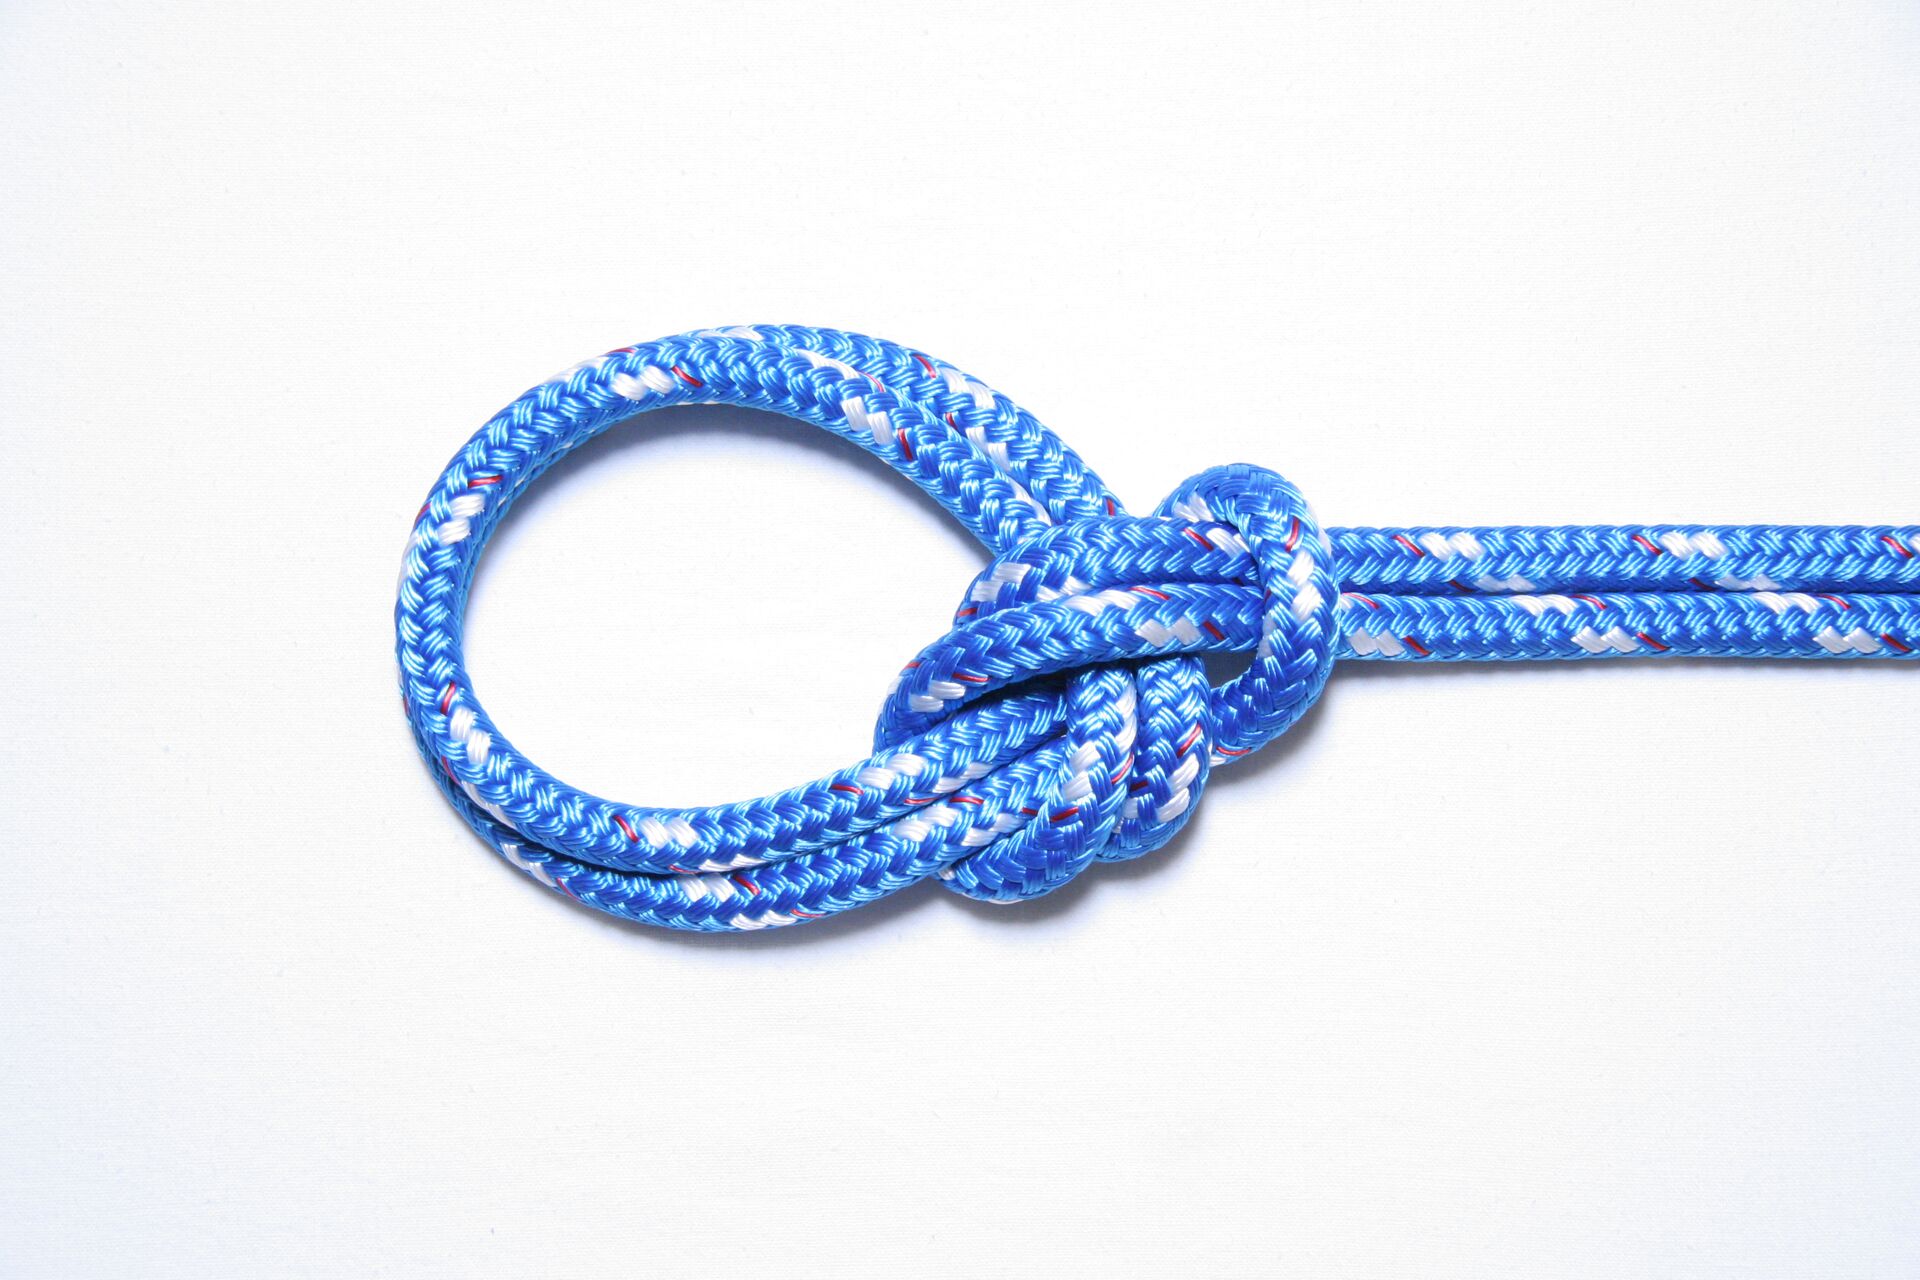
[{"xmin": 395, "ymin": 325, "xmax": 1920, "ymax": 931}]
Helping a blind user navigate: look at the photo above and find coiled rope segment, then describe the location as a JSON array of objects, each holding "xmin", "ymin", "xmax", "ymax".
[{"xmin": 396, "ymin": 325, "xmax": 1920, "ymax": 932}]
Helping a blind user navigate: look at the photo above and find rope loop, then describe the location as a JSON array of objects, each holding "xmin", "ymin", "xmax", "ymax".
[{"xmin": 396, "ymin": 324, "xmax": 1920, "ymax": 932}]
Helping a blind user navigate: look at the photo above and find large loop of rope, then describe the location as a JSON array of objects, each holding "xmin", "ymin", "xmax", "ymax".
[{"xmin": 396, "ymin": 325, "xmax": 1920, "ymax": 931}]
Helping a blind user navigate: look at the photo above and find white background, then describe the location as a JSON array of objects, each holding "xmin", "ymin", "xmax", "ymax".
[{"xmin": 4, "ymin": 2, "xmax": 1919, "ymax": 1276}]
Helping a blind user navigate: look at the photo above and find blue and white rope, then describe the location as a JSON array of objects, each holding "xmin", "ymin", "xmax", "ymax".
[{"xmin": 395, "ymin": 325, "xmax": 1920, "ymax": 931}]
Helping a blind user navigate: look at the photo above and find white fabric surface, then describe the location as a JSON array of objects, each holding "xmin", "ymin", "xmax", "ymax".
[{"xmin": 4, "ymin": 3, "xmax": 1917, "ymax": 1275}]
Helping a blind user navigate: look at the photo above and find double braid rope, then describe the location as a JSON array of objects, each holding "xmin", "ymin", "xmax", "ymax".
[{"xmin": 396, "ymin": 325, "xmax": 1920, "ymax": 932}]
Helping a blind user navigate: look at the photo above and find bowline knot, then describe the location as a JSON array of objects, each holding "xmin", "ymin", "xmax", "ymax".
[{"xmin": 873, "ymin": 464, "xmax": 1341, "ymax": 902}]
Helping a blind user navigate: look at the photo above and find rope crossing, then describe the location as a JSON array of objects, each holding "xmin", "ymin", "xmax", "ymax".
[{"xmin": 396, "ymin": 325, "xmax": 1920, "ymax": 931}]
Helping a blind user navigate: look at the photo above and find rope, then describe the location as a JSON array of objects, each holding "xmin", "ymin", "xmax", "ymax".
[{"xmin": 395, "ymin": 325, "xmax": 1920, "ymax": 931}]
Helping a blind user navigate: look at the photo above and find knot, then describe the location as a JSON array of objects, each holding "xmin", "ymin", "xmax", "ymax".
[
  {"xmin": 401, "ymin": 324, "xmax": 1915, "ymax": 932},
  {"xmin": 399, "ymin": 325, "xmax": 1362, "ymax": 932},
  {"xmin": 873, "ymin": 464, "xmax": 1341, "ymax": 902}
]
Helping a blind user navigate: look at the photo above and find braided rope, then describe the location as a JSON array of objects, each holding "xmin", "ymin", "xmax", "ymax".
[{"xmin": 395, "ymin": 325, "xmax": 1920, "ymax": 931}]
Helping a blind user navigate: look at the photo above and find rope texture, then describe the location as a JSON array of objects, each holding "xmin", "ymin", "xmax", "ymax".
[{"xmin": 396, "ymin": 325, "xmax": 1920, "ymax": 931}]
